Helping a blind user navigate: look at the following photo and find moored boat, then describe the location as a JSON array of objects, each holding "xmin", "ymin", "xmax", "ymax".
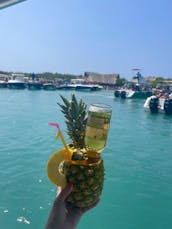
[
  {"xmin": 56, "ymin": 84, "xmax": 103, "ymax": 91},
  {"xmin": 42, "ymin": 83, "xmax": 56, "ymax": 90},
  {"xmin": 114, "ymin": 70, "xmax": 152, "ymax": 99},
  {"xmin": 56, "ymin": 84, "xmax": 77, "ymax": 90},
  {"xmin": 114, "ymin": 88, "xmax": 152, "ymax": 99},
  {"xmin": 75, "ymin": 84, "xmax": 103, "ymax": 91},
  {"xmin": 8, "ymin": 76, "xmax": 26, "ymax": 89},
  {"xmin": 144, "ymin": 94, "xmax": 172, "ymax": 115},
  {"xmin": 28, "ymin": 81, "xmax": 42, "ymax": 90},
  {"xmin": 0, "ymin": 80, "xmax": 8, "ymax": 88}
]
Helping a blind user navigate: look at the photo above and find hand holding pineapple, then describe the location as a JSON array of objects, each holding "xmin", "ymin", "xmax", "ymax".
[
  {"xmin": 47, "ymin": 94, "xmax": 112, "ymax": 208},
  {"xmin": 44, "ymin": 183, "xmax": 99, "ymax": 229}
]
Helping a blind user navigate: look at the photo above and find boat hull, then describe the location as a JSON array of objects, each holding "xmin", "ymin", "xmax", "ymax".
[
  {"xmin": 75, "ymin": 85, "xmax": 102, "ymax": 91},
  {"xmin": 43, "ymin": 84, "xmax": 56, "ymax": 90},
  {"xmin": 28, "ymin": 82, "xmax": 42, "ymax": 90},
  {"xmin": 0, "ymin": 82, "xmax": 8, "ymax": 88},
  {"xmin": 114, "ymin": 89, "xmax": 152, "ymax": 99},
  {"xmin": 8, "ymin": 83, "xmax": 26, "ymax": 89},
  {"xmin": 56, "ymin": 84, "xmax": 102, "ymax": 91},
  {"xmin": 130, "ymin": 91, "xmax": 152, "ymax": 99},
  {"xmin": 57, "ymin": 85, "xmax": 76, "ymax": 90}
]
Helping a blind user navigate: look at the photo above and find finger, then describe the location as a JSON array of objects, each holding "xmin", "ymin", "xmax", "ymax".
[{"xmin": 57, "ymin": 182, "xmax": 73, "ymax": 202}]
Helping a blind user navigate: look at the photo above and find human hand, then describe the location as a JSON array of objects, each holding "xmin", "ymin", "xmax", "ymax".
[{"xmin": 44, "ymin": 183, "xmax": 99, "ymax": 229}]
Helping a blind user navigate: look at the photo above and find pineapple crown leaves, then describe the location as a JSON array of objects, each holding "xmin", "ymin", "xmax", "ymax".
[{"xmin": 57, "ymin": 94, "xmax": 87, "ymax": 149}]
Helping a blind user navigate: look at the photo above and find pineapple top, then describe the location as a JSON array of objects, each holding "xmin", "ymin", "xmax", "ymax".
[{"xmin": 57, "ymin": 94, "xmax": 87, "ymax": 149}]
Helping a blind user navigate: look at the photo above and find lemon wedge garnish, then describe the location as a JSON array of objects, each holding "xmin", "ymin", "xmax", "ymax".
[{"xmin": 46, "ymin": 149, "xmax": 67, "ymax": 188}]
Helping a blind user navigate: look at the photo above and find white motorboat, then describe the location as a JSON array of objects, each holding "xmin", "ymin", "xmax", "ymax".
[
  {"xmin": 8, "ymin": 75, "xmax": 26, "ymax": 89},
  {"xmin": 114, "ymin": 71, "xmax": 152, "ymax": 99},
  {"xmin": 56, "ymin": 84, "xmax": 77, "ymax": 90},
  {"xmin": 57, "ymin": 84, "xmax": 103, "ymax": 91},
  {"xmin": 75, "ymin": 84, "xmax": 103, "ymax": 91},
  {"xmin": 144, "ymin": 95, "xmax": 172, "ymax": 115},
  {"xmin": 114, "ymin": 88, "xmax": 152, "ymax": 99}
]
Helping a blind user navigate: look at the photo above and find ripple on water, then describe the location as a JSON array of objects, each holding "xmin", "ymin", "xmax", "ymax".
[{"xmin": 17, "ymin": 216, "xmax": 30, "ymax": 225}]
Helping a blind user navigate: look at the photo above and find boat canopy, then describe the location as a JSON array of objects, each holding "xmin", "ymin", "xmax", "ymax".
[{"xmin": 0, "ymin": 0, "xmax": 26, "ymax": 9}]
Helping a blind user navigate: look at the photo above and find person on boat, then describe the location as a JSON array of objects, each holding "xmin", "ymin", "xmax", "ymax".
[{"xmin": 44, "ymin": 183, "xmax": 99, "ymax": 229}]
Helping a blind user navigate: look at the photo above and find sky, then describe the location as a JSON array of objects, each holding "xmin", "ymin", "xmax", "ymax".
[{"xmin": 0, "ymin": 0, "xmax": 172, "ymax": 79}]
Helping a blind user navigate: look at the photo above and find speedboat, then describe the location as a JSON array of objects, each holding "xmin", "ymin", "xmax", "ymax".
[
  {"xmin": 144, "ymin": 95, "xmax": 172, "ymax": 115},
  {"xmin": 8, "ymin": 76, "xmax": 26, "ymax": 89},
  {"xmin": 114, "ymin": 88, "xmax": 152, "ymax": 99},
  {"xmin": 114, "ymin": 71, "xmax": 152, "ymax": 99}
]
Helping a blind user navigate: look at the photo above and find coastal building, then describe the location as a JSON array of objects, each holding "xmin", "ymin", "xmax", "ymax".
[
  {"xmin": 145, "ymin": 76, "xmax": 157, "ymax": 82},
  {"xmin": 84, "ymin": 72, "xmax": 119, "ymax": 85}
]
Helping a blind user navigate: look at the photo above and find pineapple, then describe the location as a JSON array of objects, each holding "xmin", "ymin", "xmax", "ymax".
[
  {"xmin": 62, "ymin": 158, "xmax": 104, "ymax": 208},
  {"xmin": 47, "ymin": 94, "xmax": 104, "ymax": 208},
  {"xmin": 58, "ymin": 94, "xmax": 104, "ymax": 208}
]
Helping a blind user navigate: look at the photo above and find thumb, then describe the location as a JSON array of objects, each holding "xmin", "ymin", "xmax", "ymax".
[{"xmin": 57, "ymin": 182, "xmax": 73, "ymax": 202}]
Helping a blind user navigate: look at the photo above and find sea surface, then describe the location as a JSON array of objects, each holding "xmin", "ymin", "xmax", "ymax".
[{"xmin": 0, "ymin": 89, "xmax": 172, "ymax": 229}]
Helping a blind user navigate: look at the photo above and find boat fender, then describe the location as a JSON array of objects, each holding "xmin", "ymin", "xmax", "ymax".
[
  {"xmin": 149, "ymin": 97, "xmax": 159, "ymax": 113},
  {"xmin": 120, "ymin": 90, "xmax": 126, "ymax": 99},
  {"xmin": 164, "ymin": 99, "xmax": 172, "ymax": 115}
]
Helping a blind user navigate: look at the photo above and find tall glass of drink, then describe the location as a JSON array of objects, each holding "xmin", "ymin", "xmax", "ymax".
[{"xmin": 84, "ymin": 103, "xmax": 112, "ymax": 154}]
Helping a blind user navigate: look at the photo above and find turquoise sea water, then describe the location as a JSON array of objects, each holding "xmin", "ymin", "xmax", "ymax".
[{"xmin": 1, "ymin": 89, "xmax": 172, "ymax": 229}]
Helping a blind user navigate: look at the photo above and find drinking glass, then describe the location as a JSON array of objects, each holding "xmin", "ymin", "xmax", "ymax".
[{"xmin": 84, "ymin": 103, "xmax": 112, "ymax": 154}]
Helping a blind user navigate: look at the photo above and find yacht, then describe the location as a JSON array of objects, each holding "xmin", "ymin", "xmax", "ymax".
[{"xmin": 8, "ymin": 75, "xmax": 26, "ymax": 89}]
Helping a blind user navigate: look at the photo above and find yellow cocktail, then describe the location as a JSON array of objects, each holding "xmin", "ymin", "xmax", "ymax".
[{"xmin": 84, "ymin": 103, "xmax": 112, "ymax": 153}]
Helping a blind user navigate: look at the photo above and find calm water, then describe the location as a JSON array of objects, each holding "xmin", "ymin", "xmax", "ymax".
[{"xmin": 0, "ymin": 89, "xmax": 172, "ymax": 229}]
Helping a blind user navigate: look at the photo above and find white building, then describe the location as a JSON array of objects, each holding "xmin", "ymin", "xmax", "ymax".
[{"xmin": 84, "ymin": 72, "xmax": 119, "ymax": 84}]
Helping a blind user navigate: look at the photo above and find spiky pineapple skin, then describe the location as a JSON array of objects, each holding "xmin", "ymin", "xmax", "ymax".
[{"xmin": 62, "ymin": 159, "xmax": 104, "ymax": 208}]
